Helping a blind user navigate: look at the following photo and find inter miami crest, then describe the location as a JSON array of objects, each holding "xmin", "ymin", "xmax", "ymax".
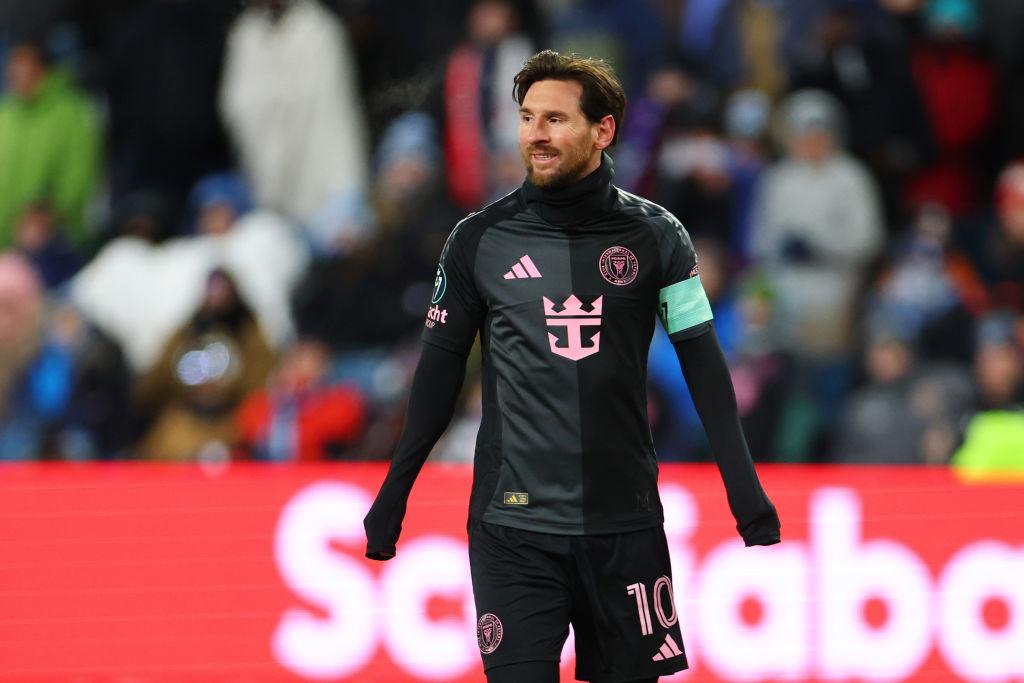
[
  {"xmin": 477, "ymin": 613, "xmax": 503, "ymax": 654},
  {"xmin": 599, "ymin": 246, "xmax": 638, "ymax": 285}
]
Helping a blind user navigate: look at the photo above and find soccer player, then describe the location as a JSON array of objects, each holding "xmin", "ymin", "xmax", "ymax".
[{"xmin": 364, "ymin": 50, "xmax": 780, "ymax": 683}]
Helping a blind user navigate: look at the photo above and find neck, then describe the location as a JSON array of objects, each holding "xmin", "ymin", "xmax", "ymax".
[{"xmin": 522, "ymin": 152, "xmax": 615, "ymax": 226}]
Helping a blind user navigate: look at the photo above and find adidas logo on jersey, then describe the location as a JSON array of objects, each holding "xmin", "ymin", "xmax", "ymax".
[
  {"xmin": 503, "ymin": 254, "xmax": 542, "ymax": 279},
  {"xmin": 651, "ymin": 633, "xmax": 684, "ymax": 661}
]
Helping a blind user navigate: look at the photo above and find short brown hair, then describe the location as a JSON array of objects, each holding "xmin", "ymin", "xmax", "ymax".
[{"xmin": 513, "ymin": 50, "xmax": 626, "ymax": 145}]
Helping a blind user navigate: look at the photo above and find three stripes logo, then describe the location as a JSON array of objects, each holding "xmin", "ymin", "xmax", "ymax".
[
  {"xmin": 651, "ymin": 633, "xmax": 685, "ymax": 662},
  {"xmin": 503, "ymin": 254, "xmax": 542, "ymax": 280}
]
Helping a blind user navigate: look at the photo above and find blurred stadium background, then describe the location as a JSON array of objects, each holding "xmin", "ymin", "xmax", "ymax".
[{"xmin": 0, "ymin": 0, "xmax": 1022, "ymax": 680}]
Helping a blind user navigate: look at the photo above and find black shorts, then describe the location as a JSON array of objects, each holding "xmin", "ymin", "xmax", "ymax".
[{"xmin": 468, "ymin": 521, "xmax": 688, "ymax": 683}]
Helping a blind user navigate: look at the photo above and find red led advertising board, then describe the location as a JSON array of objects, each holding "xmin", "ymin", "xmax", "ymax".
[{"xmin": 1, "ymin": 463, "xmax": 1021, "ymax": 681}]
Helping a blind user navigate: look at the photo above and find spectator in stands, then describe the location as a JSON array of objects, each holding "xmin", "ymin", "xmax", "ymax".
[
  {"xmin": 219, "ymin": 0, "xmax": 369, "ymax": 228},
  {"xmin": 613, "ymin": 62, "xmax": 703, "ymax": 194},
  {"xmin": 970, "ymin": 310, "xmax": 1024, "ymax": 413},
  {"xmin": 338, "ymin": 0, "xmax": 476, "ymax": 142},
  {"xmin": 544, "ymin": 0, "xmax": 669, "ymax": 96},
  {"xmin": 294, "ymin": 111, "xmax": 460, "ymax": 352},
  {"xmin": 950, "ymin": 310, "xmax": 1024, "ymax": 476},
  {"xmin": 788, "ymin": 0, "xmax": 933, "ymax": 225},
  {"xmin": 833, "ymin": 308, "xmax": 974, "ymax": 464},
  {"xmin": 957, "ymin": 160, "xmax": 1024, "ymax": 315},
  {"xmin": 134, "ymin": 268, "xmax": 275, "ymax": 462},
  {"xmin": 722, "ymin": 88, "xmax": 772, "ymax": 262},
  {"xmin": 980, "ymin": 0, "xmax": 1024, "ymax": 164},
  {"xmin": 236, "ymin": 337, "xmax": 366, "ymax": 461},
  {"xmin": 904, "ymin": 0, "xmax": 997, "ymax": 216},
  {"xmin": 0, "ymin": 40, "xmax": 101, "ymax": 250},
  {"xmin": 12, "ymin": 199, "xmax": 81, "ymax": 289},
  {"xmin": 648, "ymin": 237, "xmax": 789, "ymax": 462},
  {"xmin": 442, "ymin": 0, "xmax": 534, "ymax": 211},
  {"xmin": 0, "ymin": 251, "xmax": 133, "ymax": 460},
  {"xmin": 616, "ymin": 71, "xmax": 770, "ymax": 257},
  {"xmin": 677, "ymin": 0, "xmax": 789, "ymax": 98},
  {"xmin": 70, "ymin": 177, "xmax": 307, "ymax": 373},
  {"xmin": 868, "ymin": 202, "xmax": 980, "ymax": 364},
  {"xmin": 103, "ymin": 0, "xmax": 236, "ymax": 229},
  {"xmin": 751, "ymin": 88, "xmax": 885, "ymax": 460},
  {"xmin": 648, "ymin": 237, "xmax": 733, "ymax": 461},
  {"xmin": 647, "ymin": 84, "xmax": 735, "ymax": 246},
  {"xmin": 0, "ymin": 251, "xmax": 45, "ymax": 459}
]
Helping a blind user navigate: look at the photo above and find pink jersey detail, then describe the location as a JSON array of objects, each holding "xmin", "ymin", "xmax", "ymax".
[
  {"xmin": 543, "ymin": 295, "xmax": 602, "ymax": 360},
  {"xmin": 504, "ymin": 255, "xmax": 543, "ymax": 279},
  {"xmin": 520, "ymin": 254, "xmax": 542, "ymax": 278},
  {"xmin": 542, "ymin": 295, "xmax": 602, "ymax": 317},
  {"xmin": 546, "ymin": 328, "xmax": 600, "ymax": 360},
  {"xmin": 652, "ymin": 634, "xmax": 684, "ymax": 661}
]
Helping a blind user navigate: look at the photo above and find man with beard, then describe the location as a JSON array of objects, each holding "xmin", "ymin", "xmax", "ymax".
[{"xmin": 364, "ymin": 50, "xmax": 780, "ymax": 683}]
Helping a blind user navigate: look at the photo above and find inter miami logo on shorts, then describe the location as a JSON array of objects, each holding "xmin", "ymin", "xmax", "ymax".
[
  {"xmin": 477, "ymin": 613, "xmax": 503, "ymax": 654},
  {"xmin": 599, "ymin": 246, "xmax": 638, "ymax": 285}
]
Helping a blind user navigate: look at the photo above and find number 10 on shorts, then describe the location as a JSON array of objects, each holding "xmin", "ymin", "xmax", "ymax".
[{"xmin": 626, "ymin": 577, "xmax": 678, "ymax": 636}]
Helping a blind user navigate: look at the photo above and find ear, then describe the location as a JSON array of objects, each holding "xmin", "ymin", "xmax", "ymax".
[{"xmin": 593, "ymin": 114, "xmax": 615, "ymax": 151}]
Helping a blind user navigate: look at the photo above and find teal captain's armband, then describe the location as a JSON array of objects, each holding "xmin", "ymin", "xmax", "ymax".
[{"xmin": 658, "ymin": 275, "xmax": 713, "ymax": 335}]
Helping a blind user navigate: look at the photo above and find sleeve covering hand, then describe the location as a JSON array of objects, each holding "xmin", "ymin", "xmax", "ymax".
[
  {"xmin": 673, "ymin": 325, "xmax": 781, "ymax": 546},
  {"xmin": 363, "ymin": 342, "xmax": 468, "ymax": 560}
]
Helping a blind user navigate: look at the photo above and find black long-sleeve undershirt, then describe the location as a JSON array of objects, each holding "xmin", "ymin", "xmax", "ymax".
[
  {"xmin": 673, "ymin": 325, "xmax": 780, "ymax": 546},
  {"xmin": 365, "ymin": 325, "xmax": 779, "ymax": 560},
  {"xmin": 364, "ymin": 341, "xmax": 467, "ymax": 559}
]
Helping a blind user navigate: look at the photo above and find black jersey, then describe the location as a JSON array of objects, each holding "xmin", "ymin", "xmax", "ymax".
[{"xmin": 422, "ymin": 156, "xmax": 714, "ymax": 535}]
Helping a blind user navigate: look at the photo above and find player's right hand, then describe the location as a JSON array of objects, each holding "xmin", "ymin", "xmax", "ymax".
[{"xmin": 363, "ymin": 494, "xmax": 404, "ymax": 560}]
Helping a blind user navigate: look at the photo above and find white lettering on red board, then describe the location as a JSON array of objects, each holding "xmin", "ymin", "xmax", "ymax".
[{"xmin": 273, "ymin": 483, "xmax": 1024, "ymax": 682}]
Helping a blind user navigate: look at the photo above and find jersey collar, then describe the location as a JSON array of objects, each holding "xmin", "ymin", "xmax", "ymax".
[{"xmin": 521, "ymin": 152, "xmax": 616, "ymax": 227}]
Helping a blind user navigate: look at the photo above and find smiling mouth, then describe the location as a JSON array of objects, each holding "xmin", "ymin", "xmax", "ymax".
[{"xmin": 531, "ymin": 152, "xmax": 557, "ymax": 162}]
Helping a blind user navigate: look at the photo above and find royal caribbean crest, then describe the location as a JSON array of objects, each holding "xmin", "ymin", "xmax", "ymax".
[{"xmin": 599, "ymin": 246, "xmax": 638, "ymax": 285}]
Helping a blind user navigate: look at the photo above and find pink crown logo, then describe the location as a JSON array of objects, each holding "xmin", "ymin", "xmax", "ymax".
[{"xmin": 542, "ymin": 295, "xmax": 603, "ymax": 317}]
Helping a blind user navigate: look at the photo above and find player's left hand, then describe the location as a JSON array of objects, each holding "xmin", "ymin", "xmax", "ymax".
[
  {"xmin": 739, "ymin": 503, "xmax": 781, "ymax": 547},
  {"xmin": 363, "ymin": 493, "xmax": 405, "ymax": 560}
]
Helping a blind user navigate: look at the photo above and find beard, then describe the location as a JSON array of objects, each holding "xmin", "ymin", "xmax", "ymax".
[{"xmin": 522, "ymin": 140, "xmax": 595, "ymax": 191}]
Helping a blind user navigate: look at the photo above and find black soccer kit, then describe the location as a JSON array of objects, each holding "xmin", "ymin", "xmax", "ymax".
[
  {"xmin": 423, "ymin": 158, "xmax": 712, "ymax": 536},
  {"xmin": 365, "ymin": 156, "xmax": 779, "ymax": 682},
  {"xmin": 424, "ymin": 157, "xmax": 714, "ymax": 679}
]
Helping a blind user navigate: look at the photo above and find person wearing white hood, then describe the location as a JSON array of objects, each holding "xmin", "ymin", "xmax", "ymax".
[
  {"xmin": 219, "ymin": 0, "xmax": 369, "ymax": 228},
  {"xmin": 751, "ymin": 88, "xmax": 885, "ymax": 459}
]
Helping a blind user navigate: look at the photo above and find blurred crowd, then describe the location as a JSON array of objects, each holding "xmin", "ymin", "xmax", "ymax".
[{"xmin": 0, "ymin": 0, "xmax": 1022, "ymax": 469}]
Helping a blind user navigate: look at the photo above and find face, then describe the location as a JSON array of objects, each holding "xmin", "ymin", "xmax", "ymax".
[
  {"xmin": 519, "ymin": 79, "xmax": 612, "ymax": 190},
  {"xmin": 788, "ymin": 128, "xmax": 834, "ymax": 164},
  {"xmin": 15, "ymin": 204, "xmax": 55, "ymax": 251},
  {"xmin": 998, "ymin": 189, "xmax": 1024, "ymax": 247},
  {"xmin": 203, "ymin": 272, "xmax": 239, "ymax": 314},
  {"xmin": 4, "ymin": 45, "xmax": 47, "ymax": 99},
  {"xmin": 975, "ymin": 345, "xmax": 1023, "ymax": 407},
  {"xmin": 198, "ymin": 202, "xmax": 236, "ymax": 235},
  {"xmin": 467, "ymin": 0, "xmax": 515, "ymax": 45}
]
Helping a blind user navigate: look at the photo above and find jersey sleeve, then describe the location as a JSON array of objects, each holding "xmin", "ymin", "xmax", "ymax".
[
  {"xmin": 656, "ymin": 215, "xmax": 713, "ymax": 342},
  {"xmin": 421, "ymin": 219, "xmax": 485, "ymax": 354}
]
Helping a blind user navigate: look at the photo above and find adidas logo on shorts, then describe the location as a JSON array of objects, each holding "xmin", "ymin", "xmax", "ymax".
[{"xmin": 651, "ymin": 633, "xmax": 684, "ymax": 661}]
